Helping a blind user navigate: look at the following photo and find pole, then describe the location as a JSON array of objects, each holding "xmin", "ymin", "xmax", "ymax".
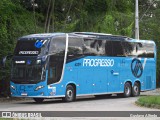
[
  {"xmin": 33, "ymin": 0, "xmax": 37, "ymax": 33},
  {"xmin": 135, "ymin": 0, "xmax": 139, "ymax": 40}
]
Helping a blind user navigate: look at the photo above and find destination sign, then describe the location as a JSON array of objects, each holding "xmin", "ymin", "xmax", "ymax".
[
  {"xmin": 19, "ymin": 51, "xmax": 39, "ymax": 55},
  {"xmin": 15, "ymin": 61, "xmax": 25, "ymax": 64}
]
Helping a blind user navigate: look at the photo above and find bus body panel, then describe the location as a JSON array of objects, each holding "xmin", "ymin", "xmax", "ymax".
[{"xmin": 10, "ymin": 33, "xmax": 156, "ymax": 99}]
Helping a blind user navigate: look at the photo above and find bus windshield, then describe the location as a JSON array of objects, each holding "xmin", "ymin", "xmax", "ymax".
[{"xmin": 11, "ymin": 59, "xmax": 46, "ymax": 84}]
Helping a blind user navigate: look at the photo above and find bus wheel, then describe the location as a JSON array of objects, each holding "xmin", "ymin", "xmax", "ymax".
[
  {"xmin": 63, "ymin": 85, "xmax": 75, "ymax": 102},
  {"xmin": 132, "ymin": 82, "xmax": 140, "ymax": 97},
  {"xmin": 33, "ymin": 98, "xmax": 44, "ymax": 103},
  {"xmin": 123, "ymin": 82, "xmax": 131, "ymax": 97}
]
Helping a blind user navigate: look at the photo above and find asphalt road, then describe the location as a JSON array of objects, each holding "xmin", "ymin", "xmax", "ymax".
[
  {"xmin": 0, "ymin": 91, "xmax": 160, "ymax": 119},
  {"xmin": 0, "ymin": 95, "xmax": 159, "ymax": 111}
]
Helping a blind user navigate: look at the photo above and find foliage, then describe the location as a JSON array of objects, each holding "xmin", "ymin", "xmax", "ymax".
[
  {"xmin": 0, "ymin": 0, "xmax": 43, "ymax": 96},
  {"xmin": 138, "ymin": 0, "xmax": 160, "ymax": 86}
]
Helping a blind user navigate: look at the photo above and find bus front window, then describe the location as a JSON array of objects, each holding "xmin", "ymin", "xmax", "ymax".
[
  {"xmin": 26, "ymin": 65, "xmax": 42, "ymax": 81},
  {"xmin": 11, "ymin": 63, "xmax": 46, "ymax": 84}
]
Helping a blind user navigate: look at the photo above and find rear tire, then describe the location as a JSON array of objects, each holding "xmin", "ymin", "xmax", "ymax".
[
  {"xmin": 33, "ymin": 98, "xmax": 44, "ymax": 103},
  {"xmin": 132, "ymin": 82, "xmax": 140, "ymax": 97},
  {"xmin": 123, "ymin": 82, "xmax": 132, "ymax": 97},
  {"xmin": 63, "ymin": 85, "xmax": 76, "ymax": 102}
]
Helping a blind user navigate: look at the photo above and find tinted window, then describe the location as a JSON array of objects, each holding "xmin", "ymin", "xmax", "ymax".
[
  {"xmin": 105, "ymin": 41, "xmax": 125, "ymax": 56},
  {"xmin": 68, "ymin": 37, "xmax": 83, "ymax": 55},
  {"xmin": 136, "ymin": 42, "xmax": 154, "ymax": 58},
  {"xmin": 84, "ymin": 39, "xmax": 105, "ymax": 55},
  {"xmin": 11, "ymin": 62, "xmax": 44, "ymax": 84},
  {"xmin": 121, "ymin": 42, "xmax": 136, "ymax": 56},
  {"xmin": 14, "ymin": 40, "xmax": 40, "ymax": 56},
  {"xmin": 105, "ymin": 41, "xmax": 113, "ymax": 56},
  {"xmin": 48, "ymin": 55, "xmax": 64, "ymax": 84},
  {"xmin": 121, "ymin": 42, "xmax": 154, "ymax": 58},
  {"xmin": 14, "ymin": 39, "xmax": 50, "ymax": 56},
  {"xmin": 49, "ymin": 36, "xmax": 66, "ymax": 55}
]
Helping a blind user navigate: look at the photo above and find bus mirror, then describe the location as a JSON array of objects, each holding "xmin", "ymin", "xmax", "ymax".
[
  {"xmin": 1, "ymin": 56, "xmax": 7, "ymax": 67},
  {"xmin": 1, "ymin": 54, "xmax": 13, "ymax": 68}
]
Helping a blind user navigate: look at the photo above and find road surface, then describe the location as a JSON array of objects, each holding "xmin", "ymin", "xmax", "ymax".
[
  {"xmin": 0, "ymin": 95, "xmax": 159, "ymax": 111},
  {"xmin": 0, "ymin": 91, "xmax": 160, "ymax": 119}
]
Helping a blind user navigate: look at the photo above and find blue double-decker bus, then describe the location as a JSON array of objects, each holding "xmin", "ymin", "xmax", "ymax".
[{"xmin": 10, "ymin": 32, "xmax": 156, "ymax": 102}]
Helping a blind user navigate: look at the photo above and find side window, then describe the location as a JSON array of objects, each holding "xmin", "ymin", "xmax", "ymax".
[
  {"xmin": 145, "ymin": 43, "xmax": 154, "ymax": 58},
  {"xmin": 84, "ymin": 39, "xmax": 105, "ymax": 55},
  {"xmin": 48, "ymin": 63, "xmax": 56, "ymax": 81},
  {"xmin": 48, "ymin": 55, "xmax": 64, "ymax": 84},
  {"xmin": 105, "ymin": 41, "xmax": 128, "ymax": 57},
  {"xmin": 121, "ymin": 42, "xmax": 136, "ymax": 56},
  {"xmin": 136, "ymin": 42, "xmax": 154, "ymax": 58},
  {"xmin": 105, "ymin": 41, "xmax": 113, "ymax": 56},
  {"xmin": 68, "ymin": 37, "xmax": 83, "ymax": 55},
  {"xmin": 49, "ymin": 37, "xmax": 66, "ymax": 55},
  {"xmin": 121, "ymin": 42, "xmax": 154, "ymax": 58},
  {"xmin": 112, "ymin": 41, "xmax": 124, "ymax": 56}
]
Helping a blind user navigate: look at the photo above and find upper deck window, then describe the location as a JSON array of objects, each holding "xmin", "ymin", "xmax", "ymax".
[
  {"xmin": 14, "ymin": 39, "xmax": 50, "ymax": 56},
  {"xmin": 49, "ymin": 36, "xmax": 66, "ymax": 55},
  {"xmin": 68, "ymin": 37, "xmax": 84, "ymax": 55}
]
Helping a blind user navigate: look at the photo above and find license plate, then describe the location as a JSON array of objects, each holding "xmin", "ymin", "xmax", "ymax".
[{"xmin": 21, "ymin": 93, "xmax": 27, "ymax": 96}]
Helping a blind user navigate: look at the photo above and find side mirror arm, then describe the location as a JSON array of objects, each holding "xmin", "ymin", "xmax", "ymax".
[{"xmin": 1, "ymin": 55, "xmax": 13, "ymax": 68}]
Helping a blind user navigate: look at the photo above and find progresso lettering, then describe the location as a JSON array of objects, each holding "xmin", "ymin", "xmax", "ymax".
[
  {"xmin": 83, "ymin": 59, "xmax": 114, "ymax": 67},
  {"xmin": 19, "ymin": 51, "xmax": 39, "ymax": 55}
]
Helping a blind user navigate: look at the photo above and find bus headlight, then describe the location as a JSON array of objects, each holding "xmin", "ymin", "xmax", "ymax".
[
  {"xmin": 11, "ymin": 85, "xmax": 16, "ymax": 90},
  {"xmin": 36, "ymin": 60, "xmax": 41, "ymax": 64},
  {"xmin": 35, "ymin": 86, "xmax": 44, "ymax": 91}
]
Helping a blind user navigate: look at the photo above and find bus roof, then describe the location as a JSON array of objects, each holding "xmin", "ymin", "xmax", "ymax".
[
  {"xmin": 18, "ymin": 33, "xmax": 65, "ymax": 40},
  {"xmin": 71, "ymin": 32, "xmax": 132, "ymax": 41},
  {"xmin": 18, "ymin": 32, "xmax": 154, "ymax": 43}
]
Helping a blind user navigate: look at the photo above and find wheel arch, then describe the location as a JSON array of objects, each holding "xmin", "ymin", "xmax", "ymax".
[
  {"xmin": 124, "ymin": 80, "xmax": 132, "ymax": 87},
  {"xmin": 65, "ymin": 82, "xmax": 77, "ymax": 95},
  {"xmin": 133, "ymin": 80, "xmax": 141, "ymax": 91}
]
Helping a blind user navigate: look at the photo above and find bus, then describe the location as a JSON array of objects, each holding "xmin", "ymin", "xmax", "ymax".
[{"xmin": 9, "ymin": 32, "xmax": 156, "ymax": 102}]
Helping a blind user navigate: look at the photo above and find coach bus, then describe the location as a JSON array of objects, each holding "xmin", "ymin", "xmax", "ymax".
[{"xmin": 8, "ymin": 32, "xmax": 156, "ymax": 102}]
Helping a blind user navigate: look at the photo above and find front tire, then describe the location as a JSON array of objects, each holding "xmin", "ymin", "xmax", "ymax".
[
  {"xmin": 33, "ymin": 98, "xmax": 44, "ymax": 103},
  {"xmin": 63, "ymin": 85, "xmax": 76, "ymax": 102},
  {"xmin": 123, "ymin": 82, "xmax": 132, "ymax": 97},
  {"xmin": 132, "ymin": 82, "xmax": 140, "ymax": 97}
]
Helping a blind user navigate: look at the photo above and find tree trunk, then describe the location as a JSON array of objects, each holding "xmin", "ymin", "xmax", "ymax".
[
  {"xmin": 46, "ymin": 0, "xmax": 55, "ymax": 33},
  {"xmin": 44, "ymin": 0, "xmax": 52, "ymax": 33}
]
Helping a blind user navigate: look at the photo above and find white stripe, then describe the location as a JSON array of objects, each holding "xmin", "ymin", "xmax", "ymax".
[
  {"xmin": 143, "ymin": 58, "xmax": 147, "ymax": 69},
  {"xmin": 54, "ymin": 34, "xmax": 68, "ymax": 85}
]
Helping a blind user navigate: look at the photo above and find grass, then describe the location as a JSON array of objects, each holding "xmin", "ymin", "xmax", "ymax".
[{"xmin": 136, "ymin": 95, "xmax": 160, "ymax": 109}]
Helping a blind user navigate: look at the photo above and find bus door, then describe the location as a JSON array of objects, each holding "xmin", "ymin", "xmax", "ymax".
[
  {"xmin": 107, "ymin": 59, "xmax": 120, "ymax": 93},
  {"xmin": 77, "ymin": 69, "xmax": 92, "ymax": 94},
  {"xmin": 105, "ymin": 40, "xmax": 123, "ymax": 93},
  {"xmin": 92, "ymin": 69, "xmax": 108, "ymax": 93}
]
